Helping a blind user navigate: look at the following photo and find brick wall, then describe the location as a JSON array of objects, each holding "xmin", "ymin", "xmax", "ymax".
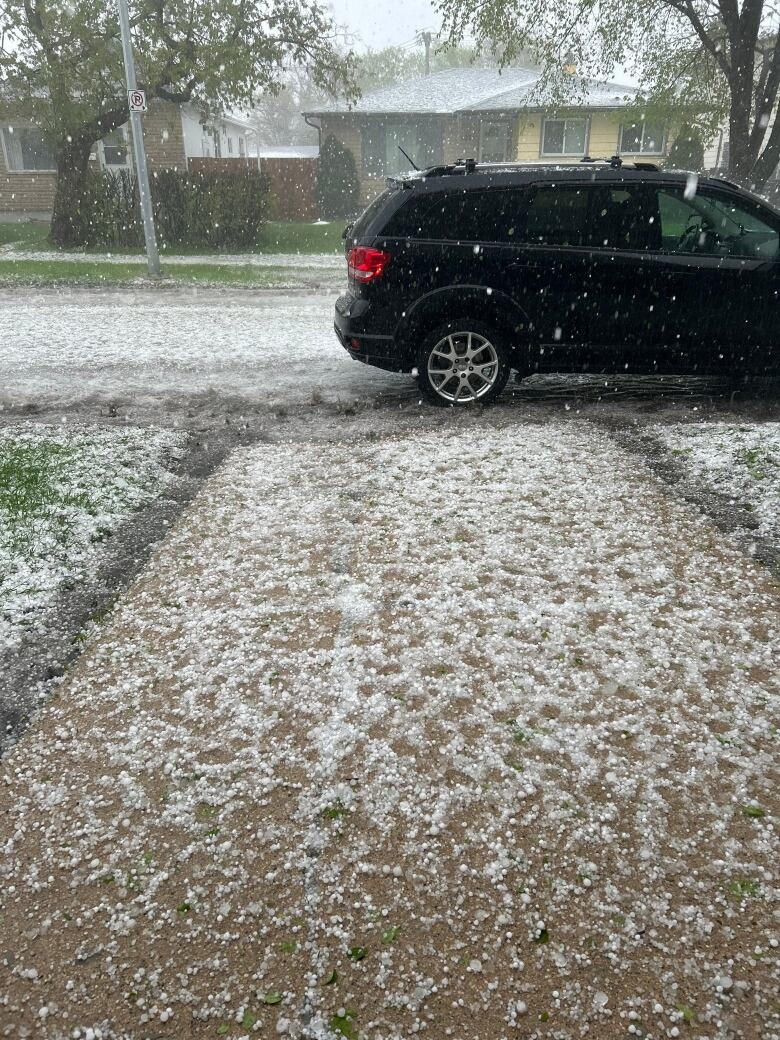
[
  {"xmin": 1, "ymin": 99, "xmax": 186, "ymax": 216},
  {"xmin": 0, "ymin": 168, "xmax": 57, "ymax": 215},
  {"xmin": 139, "ymin": 100, "xmax": 187, "ymax": 170}
]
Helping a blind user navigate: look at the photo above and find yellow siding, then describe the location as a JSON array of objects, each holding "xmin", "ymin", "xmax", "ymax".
[
  {"xmin": 588, "ymin": 112, "xmax": 622, "ymax": 157},
  {"xmin": 515, "ymin": 110, "xmax": 622, "ymax": 163}
]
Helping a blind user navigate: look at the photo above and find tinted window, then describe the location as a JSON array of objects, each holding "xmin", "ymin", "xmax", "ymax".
[
  {"xmin": 586, "ymin": 185, "xmax": 658, "ymax": 251},
  {"xmin": 384, "ymin": 188, "xmax": 523, "ymax": 243},
  {"xmin": 523, "ymin": 186, "xmax": 588, "ymax": 246},
  {"xmin": 350, "ymin": 187, "xmax": 397, "ymax": 240},
  {"xmin": 657, "ymin": 187, "xmax": 779, "ymax": 259}
]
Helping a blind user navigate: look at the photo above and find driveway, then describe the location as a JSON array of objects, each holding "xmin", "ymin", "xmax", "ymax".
[{"xmin": 1, "ymin": 422, "xmax": 777, "ymax": 1039}]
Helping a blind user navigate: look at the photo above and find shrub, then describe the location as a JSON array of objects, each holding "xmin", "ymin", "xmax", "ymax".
[
  {"xmin": 64, "ymin": 167, "xmax": 270, "ymax": 250},
  {"xmin": 316, "ymin": 135, "xmax": 360, "ymax": 219}
]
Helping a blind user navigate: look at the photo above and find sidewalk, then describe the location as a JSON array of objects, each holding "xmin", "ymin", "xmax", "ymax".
[{"xmin": 1, "ymin": 422, "xmax": 777, "ymax": 1039}]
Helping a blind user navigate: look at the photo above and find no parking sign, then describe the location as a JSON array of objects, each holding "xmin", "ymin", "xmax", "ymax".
[{"xmin": 128, "ymin": 89, "xmax": 147, "ymax": 112}]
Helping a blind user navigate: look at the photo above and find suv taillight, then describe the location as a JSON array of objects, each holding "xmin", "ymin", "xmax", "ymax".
[{"xmin": 347, "ymin": 246, "xmax": 391, "ymax": 282}]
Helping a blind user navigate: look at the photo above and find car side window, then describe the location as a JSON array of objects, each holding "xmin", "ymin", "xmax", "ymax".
[
  {"xmin": 657, "ymin": 187, "xmax": 779, "ymax": 260},
  {"xmin": 384, "ymin": 188, "xmax": 523, "ymax": 243},
  {"xmin": 521, "ymin": 186, "xmax": 589, "ymax": 247},
  {"xmin": 585, "ymin": 185, "xmax": 660, "ymax": 251}
]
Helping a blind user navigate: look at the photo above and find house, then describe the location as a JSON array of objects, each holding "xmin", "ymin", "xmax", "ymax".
[
  {"xmin": 0, "ymin": 98, "xmax": 257, "ymax": 219},
  {"xmin": 304, "ymin": 66, "xmax": 669, "ymax": 204},
  {"xmin": 180, "ymin": 106, "xmax": 257, "ymax": 160}
]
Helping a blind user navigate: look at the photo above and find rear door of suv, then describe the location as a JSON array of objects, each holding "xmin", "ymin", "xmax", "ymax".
[{"xmin": 378, "ymin": 182, "xmax": 593, "ymax": 365}]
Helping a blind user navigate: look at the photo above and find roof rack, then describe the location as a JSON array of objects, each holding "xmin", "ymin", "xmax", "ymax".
[
  {"xmin": 387, "ymin": 155, "xmax": 665, "ymax": 187},
  {"xmin": 581, "ymin": 155, "xmax": 661, "ymax": 171}
]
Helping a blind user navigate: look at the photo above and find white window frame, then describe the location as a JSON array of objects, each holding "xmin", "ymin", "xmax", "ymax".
[
  {"xmin": 98, "ymin": 126, "xmax": 132, "ymax": 171},
  {"xmin": 0, "ymin": 124, "xmax": 57, "ymax": 173},
  {"xmin": 479, "ymin": 120, "xmax": 511, "ymax": 163},
  {"xmin": 619, "ymin": 121, "xmax": 666, "ymax": 156},
  {"xmin": 540, "ymin": 117, "xmax": 589, "ymax": 157}
]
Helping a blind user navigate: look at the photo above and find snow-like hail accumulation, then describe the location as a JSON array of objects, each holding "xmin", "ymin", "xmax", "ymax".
[
  {"xmin": 0, "ymin": 290, "xmax": 405, "ymax": 414},
  {"xmin": 0, "ymin": 424, "xmax": 185, "ymax": 658},
  {"xmin": 1, "ymin": 423, "xmax": 777, "ymax": 1039},
  {"xmin": 654, "ymin": 422, "xmax": 780, "ymax": 544},
  {"xmin": 0, "ymin": 248, "xmax": 344, "ymax": 270}
]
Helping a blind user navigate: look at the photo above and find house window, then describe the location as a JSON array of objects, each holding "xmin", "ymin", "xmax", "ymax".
[
  {"xmin": 480, "ymin": 121, "xmax": 511, "ymax": 163},
  {"xmin": 541, "ymin": 118, "xmax": 587, "ymax": 156},
  {"xmin": 239, "ymin": 136, "xmax": 246, "ymax": 157},
  {"xmin": 227, "ymin": 136, "xmax": 233, "ymax": 154},
  {"xmin": 361, "ymin": 121, "xmax": 443, "ymax": 177},
  {"xmin": 0, "ymin": 126, "xmax": 56, "ymax": 171},
  {"xmin": 101, "ymin": 128, "xmax": 129, "ymax": 168},
  {"xmin": 620, "ymin": 120, "xmax": 665, "ymax": 155}
]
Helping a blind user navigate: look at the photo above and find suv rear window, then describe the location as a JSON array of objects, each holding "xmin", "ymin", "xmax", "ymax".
[{"xmin": 349, "ymin": 187, "xmax": 397, "ymax": 242}]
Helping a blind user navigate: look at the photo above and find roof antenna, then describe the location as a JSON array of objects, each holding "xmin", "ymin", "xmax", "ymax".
[{"xmin": 398, "ymin": 146, "xmax": 419, "ymax": 171}]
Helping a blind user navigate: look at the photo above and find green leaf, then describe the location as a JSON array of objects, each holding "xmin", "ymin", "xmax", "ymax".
[
  {"xmin": 348, "ymin": 945, "xmax": 367, "ymax": 961},
  {"xmin": 323, "ymin": 969, "xmax": 339, "ymax": 985},
  {"xmin": 280, "ymin": 940, "xmax": 296, "ymax": 953},
  {"xmin": 533, "ymin": 928, "xmax": 549, "ymax": 945},
  {"xmin": 216, "ymin": 1027, "xmax": 229, "ymax": 1036},
  {"xmin": 329, "ymin": 1010, "xmax": 358, "ymax": 1040},
  {"xmin": 262, "ymin": 991, "xmax": 282, "ymax": 1005},
  {"xmin": 176, "ymin": 901, "xmax": 191, "ymax": 915},
  {"xmin": 381, "ymin": 926, "xmax": 400, "ymax": 945},
  {"xmin": 241, "ymin": 1011, "xmax": 257, "ymax": 1028},
  {"xmin": 742, "ymin": 804, "xmax": 766, "ymax": 818}
]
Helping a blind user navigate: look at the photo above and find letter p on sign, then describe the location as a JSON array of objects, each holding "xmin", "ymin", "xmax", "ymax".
[{"xmin": 128, "ymin": 89, "xmax": 147, "ymax": 112}]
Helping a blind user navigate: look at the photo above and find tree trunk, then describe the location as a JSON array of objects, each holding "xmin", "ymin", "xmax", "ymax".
[
  {"xmin": 49, "ymin": 137, "xmax": 95, "ymax": 248},
  {"xmin": 726, "ymin": 75, "xmax": 758, "ymax": 186}
]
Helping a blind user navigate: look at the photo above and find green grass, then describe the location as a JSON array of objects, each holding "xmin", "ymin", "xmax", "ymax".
[
  {"xmin": 0, "ymin": 221, "xmax": 51, "ymax": 250},
  {"xmin": 260, "ymin": 220, "xmax": 344, "ymax": 254},
  {"xmin": 0, "ymin": 219, "xmax": 344, "ymax": 255},
  {"xmin": 0, "ymin": 258, "xmax": 336, "ymax": 286},
  {"xmin": 0, "ymin": 439, "xmax": 90, "ymax": 554}
]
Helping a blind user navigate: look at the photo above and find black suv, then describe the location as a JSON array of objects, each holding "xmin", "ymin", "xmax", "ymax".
[{"xmin": 334, "ymin": 158, "xmax": 780, "ymax": 405}]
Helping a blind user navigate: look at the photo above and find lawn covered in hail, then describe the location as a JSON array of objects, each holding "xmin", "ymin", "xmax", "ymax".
[
  {"xmin": 0, "ymin": 424, "xmax": 184, "ymax": 654},
  {"xmin": 654, "ymin": 421, "xmax": 780, "ymax": 543}
]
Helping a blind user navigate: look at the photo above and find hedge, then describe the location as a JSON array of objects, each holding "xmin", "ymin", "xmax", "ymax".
[{"xmin": 69, "ymin": 167, "xmax": 271, "ymax": 250}]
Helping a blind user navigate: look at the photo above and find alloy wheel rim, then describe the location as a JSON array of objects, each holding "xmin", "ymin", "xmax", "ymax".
[{"xmin": 427, "ymin": 331, "xmax": 500, "ymax": 403}]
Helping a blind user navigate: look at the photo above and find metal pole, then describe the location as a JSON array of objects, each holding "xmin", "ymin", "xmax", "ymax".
[{"xmin": 116, "ymin": 0, "xmax": 160, "ymax": 278}]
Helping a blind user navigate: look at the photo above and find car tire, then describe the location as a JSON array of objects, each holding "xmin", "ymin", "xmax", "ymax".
[{"xmin": 415, "ymin": 320, "xmax": 512, "ymax": 406}]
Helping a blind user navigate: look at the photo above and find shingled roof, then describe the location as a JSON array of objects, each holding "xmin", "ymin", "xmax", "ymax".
[{"xmin": 305, "ymin": 66, "xmax": 638, "ymax": 117}]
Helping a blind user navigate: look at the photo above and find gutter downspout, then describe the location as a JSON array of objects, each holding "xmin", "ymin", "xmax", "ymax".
[{"xmin": 304, "ymin": 114, "xmax": 322, "ymax": 151}]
